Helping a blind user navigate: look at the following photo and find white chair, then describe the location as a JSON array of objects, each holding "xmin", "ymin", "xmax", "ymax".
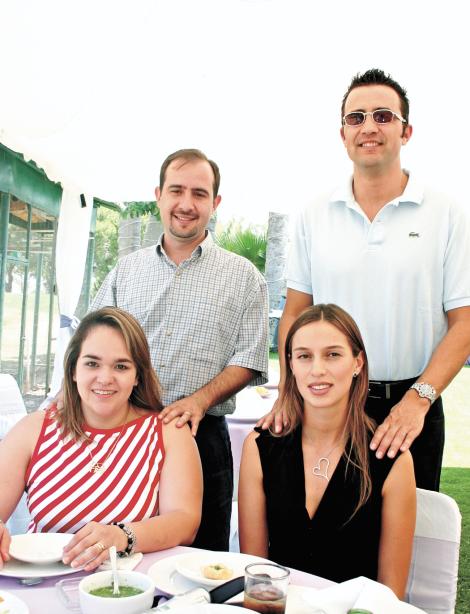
[
  {"xmin": 0, "ymin": 374, "xmax": 31, "ymax": 534},
  {"xmin": 405, "ymin": 488, "xmax": 461, "ymax": 614},
  {"xmin": 0, "ymin": 374, "xmax": 28, "ymax": 438}
]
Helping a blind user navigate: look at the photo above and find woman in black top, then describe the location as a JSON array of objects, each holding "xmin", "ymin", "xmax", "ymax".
[{"xmin": 239, "ymin": 304, "xmax": 415, "ymax": 598}]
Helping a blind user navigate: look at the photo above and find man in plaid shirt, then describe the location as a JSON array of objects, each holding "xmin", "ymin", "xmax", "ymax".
[{"xmin": 92, "ymin": 149, "xmax": 269, "ymax": 550}]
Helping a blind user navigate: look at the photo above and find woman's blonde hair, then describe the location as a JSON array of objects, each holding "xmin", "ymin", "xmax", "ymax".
[
  {"xmin": 59, "ymin": 307, "xmax": 163, "ymax": 441},
  {"xmin": 280, "ymin": 303, "xmax": 375, "ymax": 516}
]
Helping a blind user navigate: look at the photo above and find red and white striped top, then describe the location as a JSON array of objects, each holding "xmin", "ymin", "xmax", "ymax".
[{"xmin": 25, "ymin": 410, "xmax": 164, "ymax": 533}]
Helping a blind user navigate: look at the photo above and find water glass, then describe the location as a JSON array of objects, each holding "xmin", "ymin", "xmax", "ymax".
[{"xmin": 243, "ymin": 562, "xmax": 290, "ymax": 613}]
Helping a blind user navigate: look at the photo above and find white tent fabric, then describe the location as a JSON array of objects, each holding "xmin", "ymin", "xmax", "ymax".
[
  {"xmin": 48, "ymin": 190, "xmax": 94, "ymax": 397},
  {"xmin": 1, "ymin": 0, "xmax": 469, "ymax": 225}
]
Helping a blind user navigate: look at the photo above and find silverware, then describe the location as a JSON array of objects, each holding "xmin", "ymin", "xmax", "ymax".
[
  {"xmin": 109, "ymin": 545, "xmax": 120, "ymax": 595},
  {"xmin": 19, "ymin": 576, "xmax": 44, "ymax": 586}
]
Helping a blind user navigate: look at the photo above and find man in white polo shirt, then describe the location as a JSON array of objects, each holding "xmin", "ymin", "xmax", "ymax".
[{"xmin": 261, "ymin": 68, "xmax": 470, "ymax": 490}]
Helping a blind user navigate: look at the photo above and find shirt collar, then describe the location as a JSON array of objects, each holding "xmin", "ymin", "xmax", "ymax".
[
  {"xmin": 155, "ymin": 230, "xmax": 214, "ymax": 260},
  {"xmin": 329, "ymin": 170, "xmax": 424, "ymax": 210}
]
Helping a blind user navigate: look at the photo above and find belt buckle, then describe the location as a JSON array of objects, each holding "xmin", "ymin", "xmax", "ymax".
[{"xmin": 369, "ymin": 381, "xmax": 391, "ymax": 400}]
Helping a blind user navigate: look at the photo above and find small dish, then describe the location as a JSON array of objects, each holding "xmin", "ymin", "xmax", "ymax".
[
  {"xmin": 79, "ymin": 570, "xmax": 154, "ymax": 614},
  {"xmin": 10, "ymin": 533, "xmax": 71, "ymax": 564},
  {"xmin": 174, "ymin": 552, "xmax": 267, "ymax": 588}
]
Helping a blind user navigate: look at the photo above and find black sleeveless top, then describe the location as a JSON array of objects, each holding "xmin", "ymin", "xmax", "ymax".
[{"xmin": 255, "ymin": 427, "xmax": 397, "ymax": 583}]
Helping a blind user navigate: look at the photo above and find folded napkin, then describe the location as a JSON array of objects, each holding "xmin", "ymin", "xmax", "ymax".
[
  {"xmin": 302, "ymin": 576, "xmax": 426, "ymax": 614},
  {"xmin": 99, "ymin": 552, "xmax": 143, "ymax": 571}
]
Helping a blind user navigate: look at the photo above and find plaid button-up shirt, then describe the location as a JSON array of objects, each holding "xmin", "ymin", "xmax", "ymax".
[{"xmin": 91, "ymin": 233, "xmax": 269, "ymax": 416}]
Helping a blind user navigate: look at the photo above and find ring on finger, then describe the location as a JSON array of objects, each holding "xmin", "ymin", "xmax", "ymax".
[{"xmin": 96, "ymin": 541, "xmax": 106, "ymax": 553}]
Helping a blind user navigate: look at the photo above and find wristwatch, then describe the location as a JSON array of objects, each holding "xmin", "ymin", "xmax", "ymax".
[{"xmin": 410, "ymin": 382, "xmax": 437, "ymax": 404}]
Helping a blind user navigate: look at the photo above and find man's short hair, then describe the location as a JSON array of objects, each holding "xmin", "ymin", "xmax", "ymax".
[
  {"xmin": 341, "ymin": 68, "xmax": 410, "ymax": 125},
  {"xmin": 159, "ymin": 149, "xmax": 221, "ymax": 198}
]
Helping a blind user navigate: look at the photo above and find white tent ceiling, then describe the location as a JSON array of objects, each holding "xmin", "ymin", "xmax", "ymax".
[{"xmin": 1, "ymin": 0, "xmax": 469, "ymax": 224}]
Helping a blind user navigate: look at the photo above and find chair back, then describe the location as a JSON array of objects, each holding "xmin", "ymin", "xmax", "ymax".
[
  {"xmin": 0, "ymin": 374, "xmax": 31, "ymax": 534},
  {"xmin": 0, "ymin": 374, "xmax": 27, "ymax": 438},
  {"xmin": 406, "ymin": 488, "xmax": 461, "ymax": 614},
  {"xmin": 0, "ymin": 373, "xmax": 26, "ymax": 439}
]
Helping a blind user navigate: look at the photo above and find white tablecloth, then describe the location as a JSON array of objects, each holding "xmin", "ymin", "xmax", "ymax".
[
  {"xmin": 0, "ymin": 545, "xmax": 333, "ymax": 614},
  {"xmin": 227, "ymin": 385, "xmax": 278, "ymax": 495}
]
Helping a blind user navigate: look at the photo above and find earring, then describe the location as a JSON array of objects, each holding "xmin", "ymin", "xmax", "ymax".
[{"xmin": 353, "ymin": 372, "xmax": 358, "ymax": 378}]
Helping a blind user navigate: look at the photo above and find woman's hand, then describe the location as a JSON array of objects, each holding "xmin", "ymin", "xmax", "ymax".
[
  {"xmin": 62, "ymin": 521, "xmax": 127, "ymax": 571},
  {"xmin": 0, "ymin": 519, "xmax": 11, "ymax": 569}
]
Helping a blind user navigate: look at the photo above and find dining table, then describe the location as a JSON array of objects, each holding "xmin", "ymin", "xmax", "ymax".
[{"xmin": 0, "ymin": 545, "xmax": 335, "ymax": 613}]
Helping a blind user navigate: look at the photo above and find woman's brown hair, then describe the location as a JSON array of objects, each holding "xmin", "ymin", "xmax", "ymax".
[
  {"xmin": 280, "ymin": 303, "xmax": 375, "ymax": 516},
  {"xmin": 59, "ymin": 307, "xmax": 163, "ymax": 441}
]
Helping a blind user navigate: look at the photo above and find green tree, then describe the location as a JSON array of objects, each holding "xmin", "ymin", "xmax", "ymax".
[
  {"xmin": 92, "ymin": 207, "xmax": 119, "ymax": 297},
  {"xmin": 91, "ymin": 203, "xmax": 159, "ymax": 297},
  {"xmin": 216, "ymin": 222, "xmax": 267, "ymax": 273}
]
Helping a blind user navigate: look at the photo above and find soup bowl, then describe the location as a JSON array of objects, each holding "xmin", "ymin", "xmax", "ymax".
[{"xmin": 78, "ymin": 569, "xmax": 154, "ymax": 614}]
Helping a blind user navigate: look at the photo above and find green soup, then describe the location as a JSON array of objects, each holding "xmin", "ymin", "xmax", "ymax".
[{"xmin": 89, "ymin": 585, "xmax": 144, "ymax": 598}]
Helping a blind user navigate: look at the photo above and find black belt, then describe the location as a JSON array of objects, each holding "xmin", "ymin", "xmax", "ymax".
[{"xmin": 368, "ymin": 377, "xmax": 417, "ymax": 400}]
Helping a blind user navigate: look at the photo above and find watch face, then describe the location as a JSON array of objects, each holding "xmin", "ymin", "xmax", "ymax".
[{"xmin": 413, "ymin": 382, "xmax": 436, "ymax": 402}]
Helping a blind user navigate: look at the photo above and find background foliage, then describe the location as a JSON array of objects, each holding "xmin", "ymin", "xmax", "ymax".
[
  {"xmin": 92, "ymin": 207, "xmax": 119, "ymax": 296},
  {"xmin": 216, "ymin": 222, "xmax": 267, "ymax": 273}
]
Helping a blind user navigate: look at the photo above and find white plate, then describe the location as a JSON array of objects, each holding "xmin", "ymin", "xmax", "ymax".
[
  {"xmin": 10, "ymin": 533, "xmax": 71, "ymax": 564},
  {"xmin": 0, "ymin": 590, "xmax": 29, "ymax": 614},
  {"xmin": 152, "ymin": 585, "xmax": 318, "ymax": 614},
  {"xmin": 147, "ymin": 551, "xmax": 268, "ymax": 595},
  {"xmin": 0, "ymin": 557, "xmax": 81, "ymax": 579},
  {"xmin": 226, "ymin": 585, "xmax": 321, "ymax": 614},
  {"xmin": 167, "ymin": 606, "xmax": 246, "ymax": 614},
  {"xmin": 175, "ymin": 552, "xmax": 257, "ymax": 587}
]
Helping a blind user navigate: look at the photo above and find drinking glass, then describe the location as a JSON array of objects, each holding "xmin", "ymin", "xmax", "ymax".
[{"xmin": 243, "ymin": 562, "xmax": 290, "ymax": 613}]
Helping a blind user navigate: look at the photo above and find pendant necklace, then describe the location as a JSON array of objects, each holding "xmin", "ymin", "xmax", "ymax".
[
  {"xmin": 87, "ymin": 409, "xmax": 130, "ymax": 475},
  {"xmin": 312, "ymin": 442, "xmax": 343, "ymax": 482}
]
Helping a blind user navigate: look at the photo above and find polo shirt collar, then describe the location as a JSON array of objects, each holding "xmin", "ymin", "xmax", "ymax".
[{"xmin": 329, "ymin": 170, "xmax": 424, "ymax": 210}]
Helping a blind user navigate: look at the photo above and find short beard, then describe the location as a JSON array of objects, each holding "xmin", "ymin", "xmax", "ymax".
[{"xmin": 168, "ymin": 224, "xmax": 199, "ymax": 240}]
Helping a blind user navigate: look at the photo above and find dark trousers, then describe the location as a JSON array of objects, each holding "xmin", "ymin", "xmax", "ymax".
[
  {"xmin": 365, "ymin": 379, "xmax": 445, "ymax": 491},
  {"xmin": 192, "ymin": 414, "xmax": 233, "ymax": 551}
]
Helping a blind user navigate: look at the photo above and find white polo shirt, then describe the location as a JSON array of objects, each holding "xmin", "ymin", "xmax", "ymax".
[{"xmin": 287, "ymin": 172, "xmax": 470, "ymax": 381}]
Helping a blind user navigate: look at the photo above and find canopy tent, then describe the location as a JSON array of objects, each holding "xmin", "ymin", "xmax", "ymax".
[
  {"xmin": 1, "ymin": 0, "xmax": 469, "ymax": 221},
  {"xmin": 1, "ymin": 0, "xmax": 469, "ymax": 394}
]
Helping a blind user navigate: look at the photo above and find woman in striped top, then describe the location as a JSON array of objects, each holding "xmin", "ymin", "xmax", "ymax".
[{"xmin": 0, "ymin": 307, "xmax": 202, "ymax": 571}]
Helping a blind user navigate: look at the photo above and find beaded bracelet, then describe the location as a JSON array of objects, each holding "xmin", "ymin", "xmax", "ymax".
[{"xmin": 112, "ymin": 522, "xmax": 136, "ymax": 557}]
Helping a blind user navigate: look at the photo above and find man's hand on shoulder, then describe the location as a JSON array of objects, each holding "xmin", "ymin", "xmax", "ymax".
[
  {"xmin": 158, "ymin": 395, "xmax": 206, "ymax": 437},
  {"xmin": 370, "ymin": 390, "xmax": 430, "ymax": 459},
  {"xmin": 43, "ymin": 388, "xmax": 64, "ymax": 411},
  {"xmin": 255, "ymin": 394, "xmax": 288, "ymax": 434}
]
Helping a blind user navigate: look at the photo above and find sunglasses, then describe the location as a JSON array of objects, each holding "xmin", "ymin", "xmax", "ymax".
[{"xmin": 343, "ymin": 108, "xmax": 407, "ymax": 127}]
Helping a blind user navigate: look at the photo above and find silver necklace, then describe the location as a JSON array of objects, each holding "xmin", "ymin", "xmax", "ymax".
[{"xmin": 312, "ymin": 442, "xmax": 342, "ymax": 482}]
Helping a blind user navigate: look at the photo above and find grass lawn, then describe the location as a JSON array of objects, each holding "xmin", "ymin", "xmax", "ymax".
[{"xmin": 440, "ymin": 468, "xmax": 470, "ymax": 613}]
